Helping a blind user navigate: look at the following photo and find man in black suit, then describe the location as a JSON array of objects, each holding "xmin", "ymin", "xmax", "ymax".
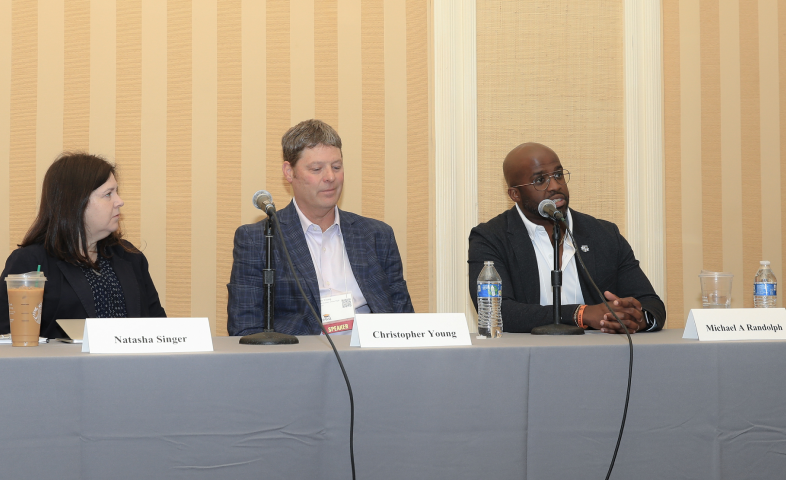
[{"xmin": 468, "ymin": 142, "xmax": 665, "ymax": 333}]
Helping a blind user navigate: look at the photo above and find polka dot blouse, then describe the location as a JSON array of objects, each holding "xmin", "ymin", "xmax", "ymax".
[{"xmin": 80, "ymin": 256, "xmax": 129, "ymax": 318}]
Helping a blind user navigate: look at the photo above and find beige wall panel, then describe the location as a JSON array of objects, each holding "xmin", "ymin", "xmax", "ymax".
[
  {"xmin": 267, "ymin": 0, "xmax": 291, "ymax": 203},
  {"xmin": 290, "ymin": 0, "xmax": 315, "ymax": 123},
  {"xmin": 719, "ymin": 0, "xmax": 743, "ymax": 306},
  {"xmin": 664, "ymin": 0, "xmax": 786, "ymax": 319},
  {"xmin": 740, "ymin": 0, "xmax": 762, "ymax": 307},
  {"xmin": 89, "ymin": 0, "xmax": 115, "ymax": 157},
  {"xmin": 337, "ymin": 0, "xmax": 362, "ymax": 214},
  {"xmin": 140, "ymin": 0, "xmax": 167, "ymax": 308},
  {"xmin": 781, "ymin": 0, "xmax": 786, "ymax": 290},
  {"xmin": 0, "ymin": 0, "xmax": 10, "ymax": 261},
  {"xmin": 216, "ymin": 0, "xmax": 242, "ymax": 336},
  {"xmin": 192, "ymin": 0, "xmax": 218, "ymax": 332},
  {"xmin": 10, "ymin": 0, "xmax": 37, "ymax": 249},
  {"xmin": 700, "ymin": 0, "xmax": 723, "ymax": 273},
  {"xmin": 315, "ymin": 0, "xmax": 339, "ymax": 128},
  {"xmin": 35, "ymin": 0, "xmax": 63, "ymax": 201},
  {"xmin": 116, "ymin": 0, "xmax": 142, "ymax": 248},
  {"xmin": 406, "ymin": 0, "xmax": 430, "ymax": 313},
  {"xmin": 759, "ymin": 0, "xmax": 782, "ymax": 306},
  {"xmin": 384, "ymin": 0, "xmax": 407, "ymax": 271},
  {"xmin": 678, "ymin": 0, "xmax": 704, "ymax": 320},
  {"xmin": 663, "ymin": 0, "xmax": 683, "ymax": 327},
  {"xmin": 63, "ymin": 0, "xmax": 89, "ymax": 153},
  {"xmin": 361, "ymin": 0, "xmax": 384, "ymax": 221},
  {"xmin": 241, "ymin": 0, "xmax": 266, "ymax": 226},
  {"xmin": 4, "ymin": 0, "xmax": 435, "ymax": 324},
  {"xmin": 477, "ymin": 1, "xmax": 625, "ymax": 231},
  {"xmin": 166, "ymin": 0, "xmax": 192, "ymax": 317}
]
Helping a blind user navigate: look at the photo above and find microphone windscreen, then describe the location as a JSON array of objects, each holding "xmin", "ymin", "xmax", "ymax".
[
  {"xmin": 538, "ymin": 199, "xmax": 557, "ymax": 219},
  {"xmin": 252, "ymin": 190, "xmax": 274, "ymax": 210}
]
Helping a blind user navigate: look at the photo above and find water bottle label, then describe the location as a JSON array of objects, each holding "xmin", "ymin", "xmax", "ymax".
[
  {"xmin": 477, "ymin": 283, "xmax": 501, "ymax": 298},
  {"xmin": 754, "ymin": 283, "xmax": 777, "ymax": 296}
]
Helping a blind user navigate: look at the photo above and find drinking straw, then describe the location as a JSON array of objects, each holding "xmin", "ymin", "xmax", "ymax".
[{"xmin": 36, "ymin": 265, "xmax": 41, "ymax": 287}]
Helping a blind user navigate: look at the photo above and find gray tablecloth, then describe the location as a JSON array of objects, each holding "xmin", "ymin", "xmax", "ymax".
[{"xmin": 1, "ymin": 330, "xmax": 784, "ymax": 479}]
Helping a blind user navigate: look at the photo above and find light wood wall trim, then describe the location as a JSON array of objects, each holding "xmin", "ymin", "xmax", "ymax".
[
  {"xmin": 36, "ymin": 0, "xmax": 64, "ymax": 194},
  {"xmin": 9, "ymin": 0, "xmax": 37, "ymax": 251},
  {"xmin": 433, "ymin": 0, "xmax": 477, "ymax": 326},
  {"xmin": 166, "ymin": 0, "xmax": 192, "ymax": 317},
  {"xmin": 624, "ymin": 0, "xmax": 666, "ymax": 300},
  {"xmin": 0, "ymin": 0, "xmax": 10, "ymax": 261}
]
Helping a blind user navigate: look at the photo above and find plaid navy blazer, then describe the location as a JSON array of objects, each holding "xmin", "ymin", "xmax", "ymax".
[{"xmin": 227, "ymin": 201, "xmax": 414, "ymax": 336}]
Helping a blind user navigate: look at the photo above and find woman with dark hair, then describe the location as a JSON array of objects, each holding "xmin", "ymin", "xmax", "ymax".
[{"xmin": 0, "ymin": 152, "xmax": 165, "ymax": 338}]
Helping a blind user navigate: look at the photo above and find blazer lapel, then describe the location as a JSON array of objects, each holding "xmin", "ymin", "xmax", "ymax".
[
  {"xmin": 505, "ymin": 207, "xmax": 541, "ymax": 303},
  {"xmin": 277, "ymin": 202, "xmax": 321, "ymax": 308},
  {"xmin": 569, "ymin": 212, "xmax": 599, "ymax": 304},
  {"xmin": 112, "ymin": 254, "xmax": 141, "ymax": 317},
  {"xmin": 57, "ymin": 260, "xmax": 97, "ymax": 318},
  {"xmin": 339, "ymin": 211, "xmax": 383, "ymax": 310}
]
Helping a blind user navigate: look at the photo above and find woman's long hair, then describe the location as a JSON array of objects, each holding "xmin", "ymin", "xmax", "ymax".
[{"xmin": 20, "ymin": 152, "xmax": 128, "ymax": 269}]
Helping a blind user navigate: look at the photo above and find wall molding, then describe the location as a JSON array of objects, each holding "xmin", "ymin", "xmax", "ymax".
[
  {"xmin": 433, "ymin": 0, "xmax": 478, "ymax": 323},
  {"xmin": 625, "ymin": 0, "xmax": 666, "ymax": 299}
]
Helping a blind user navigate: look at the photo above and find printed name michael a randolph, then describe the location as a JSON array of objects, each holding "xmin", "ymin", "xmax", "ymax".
[{"xmin": 706, "ymin": 324, "xmax": 783, "ymax": 332}]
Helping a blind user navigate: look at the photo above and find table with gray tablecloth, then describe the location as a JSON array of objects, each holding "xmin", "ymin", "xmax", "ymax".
[{"xmin": 1, "ymin": 329, "xmax": 784, "ymax": 479}]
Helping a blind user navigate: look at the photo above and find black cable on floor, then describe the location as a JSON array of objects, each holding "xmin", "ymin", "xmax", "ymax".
[
  {"xmin": 563, "ymin": 224, "xmax": 632, "ymax": 480},
  {"xmin": 271, "ymin": 212, "xmax": 356, "ymax": 480}
]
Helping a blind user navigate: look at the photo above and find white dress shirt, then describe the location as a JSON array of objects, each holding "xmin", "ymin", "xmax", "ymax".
[
  {"xmin": 515, "ymin": 204, "xmax": 585, "ymax": 306},
  {"xmin": 293, "ymin": 199, "xmax": 370, "ymax": 314}
]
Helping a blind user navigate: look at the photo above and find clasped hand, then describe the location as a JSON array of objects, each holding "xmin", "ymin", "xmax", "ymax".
[{"xmin": 582, "ymin": 291, "xmax": 645, "ymax": 334}]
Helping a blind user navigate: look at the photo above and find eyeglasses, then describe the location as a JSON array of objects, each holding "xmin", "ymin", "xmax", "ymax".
[{"xmin": 510, "ymin": 170, "xmax": 570, "ymax": 191}]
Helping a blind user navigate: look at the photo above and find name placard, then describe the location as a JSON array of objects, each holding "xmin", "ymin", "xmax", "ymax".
[
  {"xmin": 82, "ymin": 318, "xmax": 214, "ymax": 353},
  {"xmin": 349, "ymin": 313, "xmax": 471, "ymax": 348},
  {"xmin": 683, "ymin": 308, "xmax": 786, "ymax": 341}
]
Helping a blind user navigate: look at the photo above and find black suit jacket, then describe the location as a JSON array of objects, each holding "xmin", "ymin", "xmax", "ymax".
[
  {"xmin": 0, "ymin": 242, "xmax": 166, "ymax": 338},
  {"xmin": 468, "ymin": 207, "xmax": 665, "ymax": 332}
]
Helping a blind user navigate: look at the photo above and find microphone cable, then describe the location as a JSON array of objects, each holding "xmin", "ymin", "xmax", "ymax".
[
  {"xmin": 561, "ymin": 220, "xmax": 632, "ymax": 480},
  {"xmin": 269, "ymin": 212, "xmax": 357, "ymax": 480}
]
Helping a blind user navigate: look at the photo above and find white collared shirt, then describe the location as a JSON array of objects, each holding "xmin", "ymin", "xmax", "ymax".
[
  {"xmin": 515, "ymin": 204, "xmax": 585, "ymax": 306},
  {"xmin": 292, "ymin": 199, "xmax": 370, "ymax": 314}
]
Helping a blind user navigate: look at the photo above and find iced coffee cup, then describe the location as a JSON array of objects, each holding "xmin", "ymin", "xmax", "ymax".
[{"xmin": 5, "ymin": 272, "xmax": 46, "ymax": 346}]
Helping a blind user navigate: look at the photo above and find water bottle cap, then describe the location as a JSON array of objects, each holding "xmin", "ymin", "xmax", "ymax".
[
  {"xmin": 761, "ymin": 261, "xmax": 771, "ymax": 266},
  {"xmin": 484, "ymin": 261, "xmax": 494, "ymax": 266}
]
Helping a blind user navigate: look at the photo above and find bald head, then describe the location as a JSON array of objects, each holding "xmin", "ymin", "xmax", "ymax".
[
  {"xmin": 503, "ymin": 142, "xmax": 559, "ymax": 187},
  {"xmin": 503, "ymin": 142, "xmax": 569, "ymax": 225}
]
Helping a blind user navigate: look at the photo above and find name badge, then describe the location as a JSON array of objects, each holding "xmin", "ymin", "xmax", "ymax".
[
  {"xmin": 320, "ymin": 292, "xmax": 354, "ymax": 335},
  {"xmin": 350, "ymin": 313, "xmax": 471, "ymax": 347},
  {"xmin": 82, "ymin": 318, "xmax": 214, "ymax": 353},
  {"xmin": 683, "ymin": 308, "xmax": 786, "ymax": 341}
]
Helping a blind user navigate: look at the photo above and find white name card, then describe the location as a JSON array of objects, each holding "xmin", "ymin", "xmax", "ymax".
[
  {"xmin": 683, "ymin": 308, "xmax": 786, "ymax": 341},
  {"xmin": 349, "ymin": 313, "xmax": 471, "ymax": 348},
  {"xmin": 82, "ymin": 318, "xmax": 214, "ymax": 353}
]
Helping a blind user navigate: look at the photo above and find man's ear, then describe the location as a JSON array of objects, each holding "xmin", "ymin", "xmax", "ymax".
[
  {"xmin": 282, "ymin": 162, "xmax": 294, "ymax": 183},
  {"xmin": 507, "ymin": 187, "xmax": 520, "ymax": 203}
]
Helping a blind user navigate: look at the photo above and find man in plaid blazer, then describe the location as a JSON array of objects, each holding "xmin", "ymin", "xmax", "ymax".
[{"xmin": 227, "ymin": 120, "xmax": 414, "ymax": 336}]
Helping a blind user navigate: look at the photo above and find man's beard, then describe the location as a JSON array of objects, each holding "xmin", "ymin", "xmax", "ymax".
[{"xmin": 522, "ymin": 196, "xmax": 569, "ymax": 219}]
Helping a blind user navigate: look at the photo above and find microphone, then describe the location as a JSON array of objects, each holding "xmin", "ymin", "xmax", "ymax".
[
  {"xmin": 252, "ymin": 190, "xmax": 276, "ymax": 216},
  {"xmin": 538, "ymin": 199, "xmax": 565, "ymax": 222}
]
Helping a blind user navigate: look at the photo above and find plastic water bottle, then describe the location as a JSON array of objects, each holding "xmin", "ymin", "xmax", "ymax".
[
  {"xmin": 477, "ymin": 261, "xmax": 502, "ymax": 338},
  {"xmin": 754, "ymin": 261, "xmax": 778, "ymax": 308}
]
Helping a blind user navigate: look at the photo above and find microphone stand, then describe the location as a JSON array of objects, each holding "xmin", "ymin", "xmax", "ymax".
[
  {"xmin": 240, "ymin": 212, "xmax": 299, "ymax": 345},
  {"xmin": 531, "ymin": 218, "xmax": 584, "ymax": 335}
]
